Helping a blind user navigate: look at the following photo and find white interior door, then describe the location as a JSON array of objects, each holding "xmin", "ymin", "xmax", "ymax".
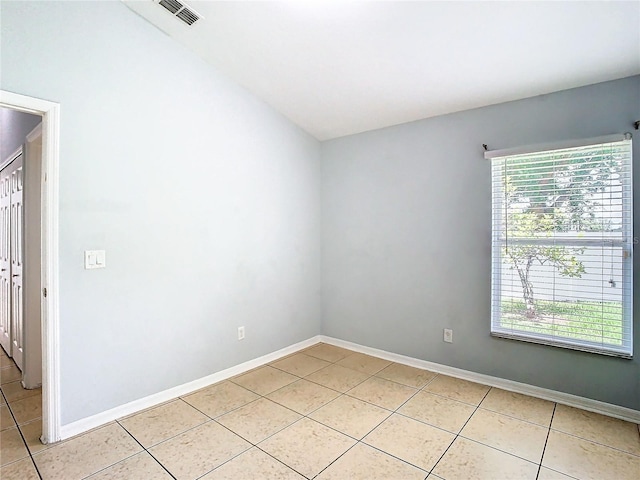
[
  {"xmin": 23, "ymin": 125, "xmax": 43, "ymax": 388},
  {"xmin": 10, "ymin": 153, "xmax": 24, "ymax": 371},
  {"xmin": 0, "ymin": 165, "xmax": 11, "ymax": 355}
]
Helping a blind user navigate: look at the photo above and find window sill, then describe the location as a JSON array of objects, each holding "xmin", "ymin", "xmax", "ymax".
[{"xmin": 490, "ymin": 330, "xmax": 633, "ymax": 359}]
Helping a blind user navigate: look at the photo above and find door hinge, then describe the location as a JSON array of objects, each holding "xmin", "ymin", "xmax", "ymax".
[{"xmin": 43, "ymin": 287, "xmax": 47, "ymax": 298}]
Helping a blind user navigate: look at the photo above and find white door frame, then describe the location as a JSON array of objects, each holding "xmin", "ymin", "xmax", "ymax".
[{"xmin": 0, "ymin": 90, "xmax": 60, "ymax": 443}]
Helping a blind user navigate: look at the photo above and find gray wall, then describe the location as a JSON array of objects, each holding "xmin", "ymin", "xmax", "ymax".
[
  {"xmin": 0, "ymin": 107, "xmax": 41, "ymax": 162},
  {"xmin": 1, "ymin": 1, "xmax": 322, "ymax": 424},
  {"xmin": 322, "ymin": 76, "xmax": 640, "ymax": 410}
]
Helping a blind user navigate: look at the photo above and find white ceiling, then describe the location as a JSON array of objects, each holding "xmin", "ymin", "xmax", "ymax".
[{"xmin": 124, "ymin": 1, "xmax": 640, "ymax": 140}]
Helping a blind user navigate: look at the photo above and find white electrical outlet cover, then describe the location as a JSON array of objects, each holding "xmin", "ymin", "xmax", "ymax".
[{"xmin": 444, "ymin": 329, "xmax": 453, "ymax": 343}]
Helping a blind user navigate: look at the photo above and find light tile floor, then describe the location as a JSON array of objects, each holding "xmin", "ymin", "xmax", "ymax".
[{"xmin": 1, "ymin": 343, "xmax": 639, "ymax": 479}]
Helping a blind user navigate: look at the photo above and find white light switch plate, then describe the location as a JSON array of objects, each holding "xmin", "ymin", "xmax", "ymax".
[{"xmin": 85, "ymin": 250, "xmax": 106, "ymax": 269}]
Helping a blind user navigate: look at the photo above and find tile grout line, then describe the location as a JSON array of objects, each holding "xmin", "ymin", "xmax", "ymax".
[
  {"xmin": 118, "ymin": 376, "xmax": 311, "ymax": 479},
  {"xmin": 183, "ymin": 391, "xmax": 310, "ymax": 478},
  {"xmin": 191, "ymin": 443, "xmax": 256, "ymax": 480},
  {"xmin": 85, "ymin": 373, "xmax": 640, "ymax": 479},
  {"xmin": 546, "ymin": 426, "xmax": 640, "ymax": 457},
  {"xmin": 115, "ymin": 418, "xmax": 178, "ymax": 480},
  {"xmin": 263, "ymin": 358, "xmax": 436, "ymax": 478},
  {"xmin": 300, "ymin": 356, "xmax": 421, "ymax": 407},
  {"xmin": 208, "ymin": 400, "xmax": 312, "ymax": 479},
  {"xmin": 535, "ymin": 403, "xmax": 559, "ymax": 480},
  {"xmin": 253, "ymin": 444, "xmax": 313, "ymax": 480},
  {"xmin": 131, "ymin": 415, "xmax": 219, "ymax": 450},
  {"xmin": 304, "ymin": 352, "xmax": 640, "ymax": 468},
  {"xmin": 307, "ymin": 368, "xmax": 443, "ymax": 478},
  {"xmin": 306, "ymin": 372, "xmax": 451, "ymax": 442},
  {"xmin": 359, "ymin": 441, "xmax": 430, "ymax": 476},
  {"xmin": 309, "ymin": 440, "xmax": 361, "ymax": 479},
  {"xmin": 177, "ymin": 415, "xmax": 258, "ymax": 480},
  {"xmin": 448, "ymin": 389, "xmax": 554, "ymax": 466},
  {"xmin": 384, "ymin": 361, "xmax": 640, "ymax": 460},
  {"xmin": 202, "ymin": 394, "xmax": 311, "ymax": 479},
  {"xmin": 186, "ymin": 392, "xmax": 264, "ymax": 421},
  {"xmin": 391, "ymin": 410, "xmax": 460, "ymax": 438},
  {"xmin": 105, "ymin": 346, "xmax": 640, "ymax": 478},
  {"xmin": 389, "ymin": 372, "xmax": 440, "ymax": 413},
  {"xmin": 22, "ymin": 344, "xmax": 635, "ymax": 479},
  {"xmin": 210, "ymin": 349, "xmax": 386, "ymax": 479},
  {"xmin": 216, "ymin": 350, "xmax": 452, "ymax": 478},
  {"xmin": 454, "ymin": 434, "xmax": 547, "ymax": 468},
  {"xmin": 426, "ymin": 385, "xmax": 493, "ymax": 477},
  {"xmin": 475, "ymin": 404, "xmax": 555, "ymax": 428},
  {"xmin": 360, "ymin": 374, "xmax": 446, "ymax": 472},
  {"xmin": 0, "ymin": 355, "xmax": 44, "ymax": 480},
  {"xmin": 141, "ymin": 346, "xmax": 640, "ymax": 475},
  {"xmin": 78, "ymin": 450, "xmax": 148, "ymax": 480},
  {"xmin": 343, "ymin": 372, "xmax": 450, "ymax": 475}
]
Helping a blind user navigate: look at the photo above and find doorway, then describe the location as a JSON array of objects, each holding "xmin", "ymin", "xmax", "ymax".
[
  {"xmin": 0, "ymin": 91, "xmax": 60, "ymax": 444},
  {"xmin": 0, "ymin": 146, "xmax": 26, "ymax": 370}
]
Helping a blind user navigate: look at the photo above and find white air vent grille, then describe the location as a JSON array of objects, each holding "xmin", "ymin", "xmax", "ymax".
[
  {"xmin": 176, "ymin": 8, "xmax": 199, "ymax": 26},
  {"xmin": 158, "ymin": 0, "xmax": 181, "ymax": 15},
  {"xmin": 156, "ymin": 0, "xmax": 201, "ymax": 26}
]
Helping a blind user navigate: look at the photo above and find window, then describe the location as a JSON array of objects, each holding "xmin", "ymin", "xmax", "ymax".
[{"xmin": 489, "ymin": 136, "xmax": 633, "ymax": 358}]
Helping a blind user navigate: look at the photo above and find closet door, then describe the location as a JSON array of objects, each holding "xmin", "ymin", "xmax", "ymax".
[
  {"xmin": 10, "ymin": 154, "xmax": 25, "ymax": 371},
  {"xmin": 0, "ymin": 165, "xmax": 11, "ymax": 355}
]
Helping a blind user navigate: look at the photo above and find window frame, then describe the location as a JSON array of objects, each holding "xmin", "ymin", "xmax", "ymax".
[{"xmin": 487, "ymin": 135, "xmax": 634, "ymax": 358}]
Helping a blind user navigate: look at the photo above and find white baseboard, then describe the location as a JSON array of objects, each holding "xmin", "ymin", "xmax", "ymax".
[
  {"xmin": 59, "ymin": 335, "xmax": 322, "ymax": 441},
  {"xmin": 59, "ymin": 332, "xmax": 638, "ymax": 441},
  {"xmin": 319, "ymin": 335, "xmax": 640, "ymax": 424}
]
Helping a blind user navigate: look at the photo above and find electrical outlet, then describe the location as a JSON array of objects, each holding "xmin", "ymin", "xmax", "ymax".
[
  {"xmin": 238, "ymin": 326, "xmax": 245, "ymax": 340},
  {"xmin": 443, "ymin": 328, "xmax": 453, "ymax": 343}
]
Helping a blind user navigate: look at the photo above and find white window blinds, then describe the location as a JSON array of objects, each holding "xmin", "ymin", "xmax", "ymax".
[{"xmin": 490, "ymin": 137, "xmax": 633, "ymax": 358}]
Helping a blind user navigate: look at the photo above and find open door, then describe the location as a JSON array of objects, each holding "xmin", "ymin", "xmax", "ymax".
[
  {"xmin": 0, "ymin": 160, "xmax": 12, "ymax": 355},
  {"xmin": 23, "ymin": 125, "xmax": 43, "ymax": 388},
  {"xmin": 0, "ymin": 150, "xmax": 25, "ymax": 370},
  {"xmin": 10, "ymin": 152, "xmax": 25, "ymax": 371}
]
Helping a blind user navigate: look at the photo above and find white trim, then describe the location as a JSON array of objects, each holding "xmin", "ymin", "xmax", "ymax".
[
  {"xmin": 621, "ymin": 137, "xmax": 634, "ymax": 360},
  {"xmin": 25, "ymin": 123, "xmax": 43, "ymax": 143},
  {"xmin": 0, "ymin": 147, "xmax": 23, "ymax": 171},
  {"xmin": 489, "ymin": 139, "xmax": 633, "ymax": 358},
  {"xmin": 490, "ymin": 331, "xmax": 632, "ymax": 359},
  {"xmin": 59, "ymin": 333, "xmax": 639, "ymax": 440},
  {"xmin": 318, "ymin": 336, "xmax": 640, "ymax": 424},
  {"xmin": 59, "ymin": 335, "xmax": 322, "ymax": 440},
  {"xmin": 0, "ymin": 90, "xmax": 61, "ymax": 444},
  {"xmin": 484, "ymin": 133, "xmax": 629, "ymax": 159}
]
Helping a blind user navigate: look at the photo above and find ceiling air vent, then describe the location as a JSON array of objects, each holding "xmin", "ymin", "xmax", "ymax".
[
  {"xmin": 158, "ymin": 0, "xmax": 181, "ymax": 15},
  {"xmin": 156, "ymin": 0, "xmax": 202, "ymax": 26},
  {"xmin": 176, "ymin": 7, "xmax": 199, "ymax": 26}
]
